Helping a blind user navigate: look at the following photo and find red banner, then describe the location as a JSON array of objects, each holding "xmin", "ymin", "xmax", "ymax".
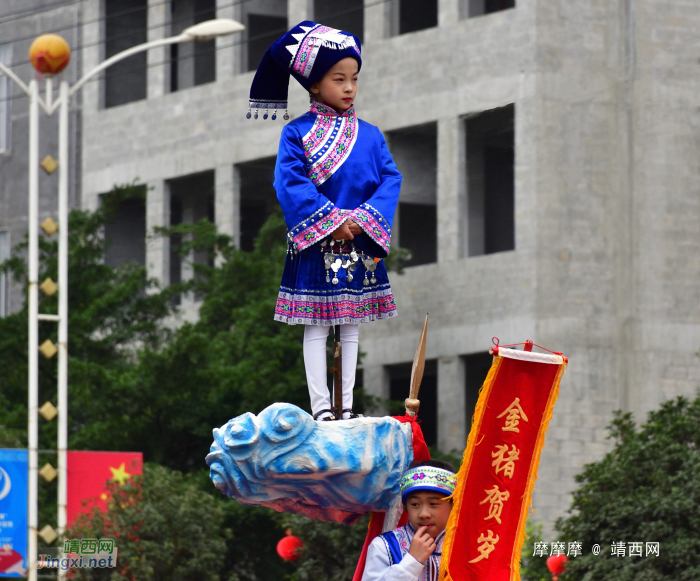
[
  {"xmin": 440, "ymin": 348, "xmax": 566, "ymax": 581},
  {"xmin": 67, "ymin": 451, "xmax": 142, "ymax": 526}
]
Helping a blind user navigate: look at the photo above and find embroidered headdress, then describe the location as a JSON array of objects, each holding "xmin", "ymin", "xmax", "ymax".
[
  {"xmin": 400, "ymin": 466, "xmax": 457, "ymax": 503},
  {"xmin": 247, "ymin": 20, "xmax": 362, "ymax": 120}
]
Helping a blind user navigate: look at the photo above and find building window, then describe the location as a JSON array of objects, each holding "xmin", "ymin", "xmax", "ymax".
[
  {"xmin": 467, "ymin": 0, "xmax": 515, "ymax": 18},
  {"xmin": 104, "ymin": 0, "xmax": 148, "ymax": 108},
  {"xmin": 386, "ymin": 123, "xmax": 437, "ymax": 266},
  {"xmin": 314, "ymin": 0, "xmax": 364, "ymax": 41},
  {"xmin": 395, "ymin": 0, "xmax": 438, "ymax": 35},
  {"xmin": 0, "ymin": 231, "xmax": 9, "ymax": 317},
  {"xmin": 0, "ymin": 43, "xmax": 11, "ymax": 152},
  {"xmin": 463, "ymin": 351, "xmax": 492, "ymax": 430},
  {"xmin": 388, "ymin": 360, "xmax": 438, "ymax": 447},
  {"xmin": 170, "ymin": 0, "xmax": 216, "ymax": 92},
  {"xmin": 103, "ymin": 189, "xmax": 147, "ymax": 268},
  {"xmin": 236, "ymin": 157, "xmax": 278, "ymax": 251},
  {"xmin": 242, "ymin": 0, "xmax": 287, "ymax": 73},
  {"xmin": 168, "ymin": 171, "xmax": 215, "ymax": 299},
  {"xmin": 465, "ymin": 104, "xmax": 515, "ymax": 256}
]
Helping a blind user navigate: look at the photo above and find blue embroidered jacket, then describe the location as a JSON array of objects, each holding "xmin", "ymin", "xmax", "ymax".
[{"xmin": 274, "ymin": 103, "xmax": 401, "ymax": 259}]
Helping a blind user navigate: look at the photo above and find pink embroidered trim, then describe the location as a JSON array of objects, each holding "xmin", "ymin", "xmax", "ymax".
[
  {"xmin": 292, "ymin": 25, "xmax": 333, "ymax": 78},
  {"xmin": 309, "ymin": 102, "xmax": 355, "ymax": 117},
  {"xmin": 303, "ymin": 106, "xmax": 358, "ymax": 187},
  {"xmin": 290, "ymin": 26, "xmax": 361, "ymax": 79},
  {"xmin": 291, "ymin": 207, "xmax": 350, "ymax": 252},
  {"xmin": 389, "ymin": 525, "xmax": 444, "ymax": 581},
  {"xmin": 274, "ymin": 289, "xmax": 397, "ymax": 325},
  {"xmin": 350, "ymin": 204, "xmax": 392, "ymax": 254}
]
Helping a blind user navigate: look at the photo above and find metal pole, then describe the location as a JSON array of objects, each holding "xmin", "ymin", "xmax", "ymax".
[
  {"xmin": 332, "ymin": 325, "xmax": 342, "ymax": 420},
  {"xmin": 56, "ymin": 80, "xmax": 69, "ymax": 580},
  {"xmin": 27, "ymin": 79, "xmax": 39, "ymax": 581}
]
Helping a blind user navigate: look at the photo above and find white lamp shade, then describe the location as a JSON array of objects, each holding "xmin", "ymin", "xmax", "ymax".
[{"xmin": 182, "ymin": 18, "xmax": 245, "ymax": 42}]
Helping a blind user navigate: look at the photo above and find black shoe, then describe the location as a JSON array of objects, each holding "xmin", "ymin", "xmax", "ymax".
[
  {"xmin": 342, "ymin": 409, "xmax": 363, "ymax": 419},
  {"xmin": 313, "ymin": 409, "xmax": 336, "ymax": 421}
]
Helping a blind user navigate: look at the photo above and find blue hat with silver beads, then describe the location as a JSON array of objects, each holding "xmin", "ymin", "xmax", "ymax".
[{"xmin": 247, "ymin": 21, "xmax": 362, "ymax": 121}]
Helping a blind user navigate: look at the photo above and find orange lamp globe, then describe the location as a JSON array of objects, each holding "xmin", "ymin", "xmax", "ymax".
[{"xmin": 29, "ymin": 34, "xmax": 71, "ymax": 75}]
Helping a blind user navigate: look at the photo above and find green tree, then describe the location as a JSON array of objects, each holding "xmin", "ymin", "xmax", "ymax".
[
  {"xmin": 281, "ymin": 513, "xmax": 370, "ymax": 581},
  {"xmin": 555, "ymin": 396, "xmax": 700, "ymax": 580},
  {"xmin": 0, "ymin": 190, "xmax": 409, "ymax": 580},
  {"xmin": 68, "ymin": 464, "xmax": 235, "ymax": 581},
  {"xmin": 519, "ymin": 518, "xmax": 550, "ymax": 581},
  {"xmin": 0, "ymin": 183, "xmax": 179, "ymax": 528}
]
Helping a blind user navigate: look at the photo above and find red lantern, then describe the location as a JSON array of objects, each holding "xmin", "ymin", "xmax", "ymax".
[
  {"xmin": 277, "ymin": 530, "xmax": 303, "ymax": 561},
  {"xmin": 546, "ymin": 554, "xmax": 568, "ymax": 576}
]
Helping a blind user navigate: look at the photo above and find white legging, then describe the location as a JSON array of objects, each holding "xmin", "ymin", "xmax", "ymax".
[{"xmin": 303, "ymin": 324, "xmax": 359, "ymax": 419}]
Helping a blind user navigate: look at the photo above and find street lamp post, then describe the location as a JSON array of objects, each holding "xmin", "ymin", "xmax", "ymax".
[{"xmin": 0, "ymin": 17, "xmax": 244, "ymax": 580}]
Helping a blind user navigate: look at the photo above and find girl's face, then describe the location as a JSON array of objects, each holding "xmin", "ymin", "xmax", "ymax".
[
  {"xmin": 405, "ymin": 491, "xmax": 453, "ymax": 539},
  {"xmin": 310, "ymin": 57, "xmax": 359, "ymax": 113}
]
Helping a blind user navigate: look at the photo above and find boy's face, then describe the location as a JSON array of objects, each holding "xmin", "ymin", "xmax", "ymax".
[
  {"xmin": 405, "ymin": 491, "xmax": 453, "ymax": 539},
  {"xmin": 310, "ymin": 57, "xmax": 358, "ymax": 113}
]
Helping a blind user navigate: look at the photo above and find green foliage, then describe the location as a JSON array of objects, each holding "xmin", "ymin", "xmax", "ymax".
[
  {"xmin": 0, "ymin": 183, "xmax": 178, "ymax": 449},
  {"xmin": 520, "ymin": 518, "xmax": 550, "ymax": 581},
  {"xmin": 68, "ymin": 464, "xmax": 234, "ymax": 581},
  {"xmin": 555, "ymin": 396, "xmax": 700, "ymax": 580},
  {"xmin": 281, "ymin": 513, "xmax": 370, "ymax": 581},
  {"xmin": 0, "ymin": 189, "xmax": 415, "ymax": 580}
]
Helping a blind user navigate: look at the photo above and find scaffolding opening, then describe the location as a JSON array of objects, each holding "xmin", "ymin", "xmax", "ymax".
[
  {"xmin": 314, "ymin": 0, "xmax": 364, "ymax": 41},
  {"xmin": 103, "ymin": 189, "xmax": 147, "ymax": 268},
  {"xmin": 388, "ymin": 360, "xmax": 438, "ymax": 447},
  {"xmin": 468, "ymin": 0, "xmax": 516, "ymax": 18},
  {"xmin": 168, "ymin": 171, "xmax": 215, "ymax": 303},
  {"xmin": 387, "ymin": 123, "xmax": 438, "ymax": 267},
  {"xmin": 237, "ymin": 157, "xmax": 278, "ymax": 252},
  {"xmin": 397, "ymin": 0, "xmax": 438, "ymax": 35},
  {"xmin": 466, "ymin": 104, "xmax": 515, "ymax": 256},
  {"xmin": 463, "ymin": 351, "xmax": 492, "ymax": 430},
  {"xmin": 104, "ymin": 0, "xmax": 148, "ymax": 108},
  {"xmin": 170, "ymin": 0, "xmax": 216, "ymax": 92},
  {"xmin": 242, "ymin": 0, "xmax": 287, "ymax": 73}
]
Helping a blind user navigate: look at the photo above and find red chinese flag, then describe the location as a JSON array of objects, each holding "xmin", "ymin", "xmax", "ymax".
[
  {"xmin": 67, "ymin": 451, "xmax": 143, "ymax": 527},
  {"xmin": 440, "ymin": 347, "xmax": 566, "ymax": 581}
]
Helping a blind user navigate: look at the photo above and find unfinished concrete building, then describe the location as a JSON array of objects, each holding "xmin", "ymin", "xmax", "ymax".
[{"xmin": 2, "ymin": 0, "xmax": 700, "ymax": 533}]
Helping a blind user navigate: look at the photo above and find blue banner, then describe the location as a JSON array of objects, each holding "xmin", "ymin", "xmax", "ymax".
[{"xmin": 0, "ymin": 449, "xmax": 27, "ymax": 578}]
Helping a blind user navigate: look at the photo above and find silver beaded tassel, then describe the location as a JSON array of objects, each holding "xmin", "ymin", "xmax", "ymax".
[{"xmin": 246, "ymin": 104, "xmax": 288, "ymax": 120}]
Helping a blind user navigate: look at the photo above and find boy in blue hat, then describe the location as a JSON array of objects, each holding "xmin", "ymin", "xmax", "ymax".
[
  {"xmin": 362, "ymin": 460, "xmax": 456, "ymax": 581},
  {"xmin": 248, "ymin": 22, "xmax": 402, "ymax": 421}
]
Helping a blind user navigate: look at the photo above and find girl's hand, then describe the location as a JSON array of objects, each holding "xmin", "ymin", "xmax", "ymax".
[
  {"xmin": 332, "ymin": 220, "xmax": 355, "ymax": 240},
  {"xmin": 347, "ymin": 220, "xmax": 362, "ymax": 235},
  {"xmin": 407, "ymin": 526, "xmax": 436, "ymax": 564}
]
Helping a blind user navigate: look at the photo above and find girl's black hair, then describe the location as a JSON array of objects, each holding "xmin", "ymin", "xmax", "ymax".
[{"xmin": 412, "ymin": 459, "xmax": 456, "ymax": 474}]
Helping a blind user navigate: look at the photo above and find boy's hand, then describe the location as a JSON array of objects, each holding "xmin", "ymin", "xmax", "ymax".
[
  {"xmin": 408, "ymin": 526, "xmax": 437, "ymax": 564},
  {"xmin": 331, "ymin": 219, "xmax": 358, "ymax": 240}
]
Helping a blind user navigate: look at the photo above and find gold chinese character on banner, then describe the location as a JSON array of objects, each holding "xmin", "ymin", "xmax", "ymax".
[
  {"xmin": 479, "ymin": 485, "xmax": 510, "ymax": 524},
  {"xmin": 469, "ymin": 530, "xmax": 500, "ymax": 563},
  {"xmin": 492, "ymin": 444, "xmax": 520, "ymax": 479},
  {"xmin": 497, "ymin": 397, "xmax": 529, "ymax": 432}
]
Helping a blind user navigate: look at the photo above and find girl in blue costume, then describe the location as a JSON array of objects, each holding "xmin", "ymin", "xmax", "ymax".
[{"xmin": 248, "ymin": 22, "xmax": 401, "ymax": 421}]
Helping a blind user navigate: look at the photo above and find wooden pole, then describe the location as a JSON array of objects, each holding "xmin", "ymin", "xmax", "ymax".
[{"xmin": 405, "ymin": 314, "xmax": 428, "ymax": 417}]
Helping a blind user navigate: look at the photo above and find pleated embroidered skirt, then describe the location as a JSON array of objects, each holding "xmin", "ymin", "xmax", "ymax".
[{"xmin": 274, "ymin": 244, "xmax": 398, "ymax": 326}]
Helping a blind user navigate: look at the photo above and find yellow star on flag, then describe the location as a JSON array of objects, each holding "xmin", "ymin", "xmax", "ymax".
[{"xmin": 109, "ymin": 463, "xmax": 132, "ymax": 485}]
